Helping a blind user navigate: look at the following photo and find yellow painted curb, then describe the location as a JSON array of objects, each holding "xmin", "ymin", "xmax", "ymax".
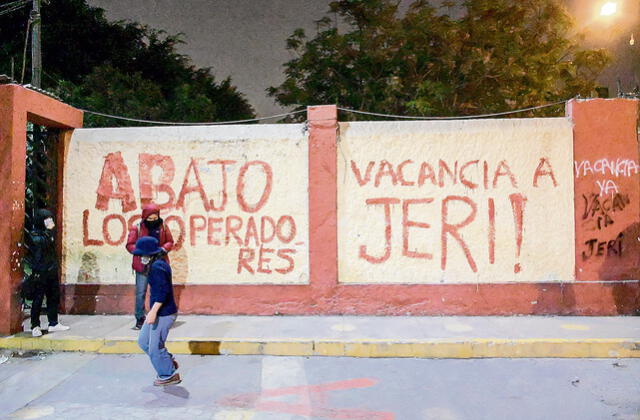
[
  {"xmin": 0, "ymin": 336, "xmax": 104, "ymax": 353},
  {"xmin": 0, "ymin": 336, "xmax": 638, "ymax": 358},
  {"xmin": 99, "ymin": 340, "xmax": 143, "ymax": 354}
]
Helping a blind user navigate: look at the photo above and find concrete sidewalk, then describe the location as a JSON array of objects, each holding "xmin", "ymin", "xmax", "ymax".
[{"xmin": 0, "ymin": 315, "xmax": 638, "ymax": 358}]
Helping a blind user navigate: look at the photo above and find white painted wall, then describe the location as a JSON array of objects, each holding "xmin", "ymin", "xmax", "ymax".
[
  {"xmin": 337, "ymin": 118, "xmax": 576, "ymax": 283},
  {"xmin": 62, "ymin": 124, "xmax": 310, "ymax": 285}
]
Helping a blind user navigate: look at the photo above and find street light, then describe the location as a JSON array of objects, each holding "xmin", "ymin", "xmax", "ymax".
[
  {"xmin": 596, "ymin": 2, "xmax": 635, "ymax": 47},
  {"xmin": 600, "ymin": 2, "xmax": 617, "ymax": 16}
]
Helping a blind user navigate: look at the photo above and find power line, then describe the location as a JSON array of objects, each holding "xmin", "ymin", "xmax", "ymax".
[
  {"xmin": 19, "ymin": 14, "xmax": 31, "ymax": 84},
  {"xmin": 80, "ymin": 108, "xmax": 308, "ymax": 126},
  {"xmin": 337, "ymin": 100, "xmax": 567, "ymax": 120},
  {"xmin": 31, "ymin": 0, "xmax": 41, "ymax": 88},
  {"xmin": 26, "ymin": 78, "xmax": 300, "ymax": 125},
  {"xmin": 33, "ymin": 75, "xmax": 309, "ymax": 126},
  {"xmin": 0, "ymin": 3, "xmax": 28, "ymax": 17},
  {"xmin": 0, "ymin": 0, "xmax": 29, "ymax": 10},
  {"xmin": 78, "ymin": 102, "xmax": 568, "ymax": 126},
  {"xmin": 81, "ymin": 101, "xmax": 566, "ymax": 126},
  {"xmin": 25, "ymin": 73, "xmax": 568, "ymax": 125},
  {"xmin": 0, "ymin": 0, "xmax": 30, "ymax": 17}
]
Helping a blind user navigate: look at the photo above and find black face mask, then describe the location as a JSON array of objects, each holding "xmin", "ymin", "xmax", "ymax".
[{"xmin": 144, "ymin": 218, "xmax": 162, "ymax": 230}]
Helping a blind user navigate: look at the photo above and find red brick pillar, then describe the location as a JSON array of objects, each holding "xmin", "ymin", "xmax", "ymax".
[
  {"xmin": 307, "ymin": 106, "xmax": 338, "ymax": 300},
  {"xmin": 567, "ymin": 98, "xmax": 640, "ymax": 281},
  {"xmin": 0, "ymin": 85, "xmax": 82, "ymax": 335}
]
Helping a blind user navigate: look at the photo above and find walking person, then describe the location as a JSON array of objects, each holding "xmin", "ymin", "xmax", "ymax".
[
  {"xmin": 27, "ymin": 209, "xmax": 70, "ymax": 337},
  {"xmin": 133, "ymin": 236, "xmax": 180, "ymax": 386},
  {"xmin": 126, "ymin": 203, "xmax": 174, "ymax": 330}
]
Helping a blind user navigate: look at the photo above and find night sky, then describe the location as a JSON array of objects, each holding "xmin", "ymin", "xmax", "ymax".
[{"xmin": 87, "ymin": 0, "xmax": 638, "ymax": 117}]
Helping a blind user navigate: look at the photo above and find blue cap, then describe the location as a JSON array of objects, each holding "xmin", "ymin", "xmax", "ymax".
[{"xmin": 132, "ymin": 236, "xmax": 163, "ymax": 256}]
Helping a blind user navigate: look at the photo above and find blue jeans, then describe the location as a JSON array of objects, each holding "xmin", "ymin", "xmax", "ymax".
[
  {"xmin": 138, "ymin": 313, "xmax": 177, "ymax": 379},
  {"xmin": 135, "ymin": 272, "xmax": 148, "ymax": 320}
]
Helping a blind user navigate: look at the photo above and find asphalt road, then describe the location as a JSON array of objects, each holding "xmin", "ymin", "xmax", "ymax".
[{"xmin": 1, "ymin": 352, "xmax": 638, "ymax": 419}]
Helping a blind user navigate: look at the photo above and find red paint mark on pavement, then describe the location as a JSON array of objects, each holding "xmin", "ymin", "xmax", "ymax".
[{"xmin": 217, "ymin": 377, "xmax": 394, "ymax": 419}]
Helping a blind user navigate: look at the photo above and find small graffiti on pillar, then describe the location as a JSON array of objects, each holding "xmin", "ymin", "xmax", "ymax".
[
  {"xmin": 581, "ymin": 193, "xmax": 630, "ymax": 231},
  {"xmin": 581, "ymin": 232, "xmax": 624, "ymax": 260}
]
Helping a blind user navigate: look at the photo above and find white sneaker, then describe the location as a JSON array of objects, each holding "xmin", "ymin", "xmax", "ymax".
[
  {"xmin": 47, "ymin": 323, "xmax": 70, "ymax": 332},
  {"xmin": 32, "ymin": 326, "xmax": 42, "ymax": 337}
]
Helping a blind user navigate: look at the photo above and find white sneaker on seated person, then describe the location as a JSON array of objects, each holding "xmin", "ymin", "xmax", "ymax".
[
  {"xmin": 32, "ymin": 326, "xmax": 42, "ymax": 337},
  {"xmin": 47, "ymin": 323, "xmax": 70, "ymax": 332}
]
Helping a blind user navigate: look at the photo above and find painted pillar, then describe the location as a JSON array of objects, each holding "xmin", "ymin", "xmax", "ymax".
[
  {"xmin": 0, "ymin": 85, "xmax": 82, "ymax": 335},
  {"xmin": 307, "ymin": 105, "xmax": 338, "ymax": 301},
  {"xmin": 0, "ymin": 86, "xmax": 28, "ymax": 335},
  {"xmin": 567, "ymin": 98, "xmax": 640, "ymax": 281}
]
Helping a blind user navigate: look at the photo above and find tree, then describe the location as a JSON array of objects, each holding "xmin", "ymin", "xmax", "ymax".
[
  {"xmin": 0, "ymin": 0, "xmax": 254, "ymax": 126},
  {"xmin": 268, "ymin": 0, "xmax": 610, "ymax": 119}
]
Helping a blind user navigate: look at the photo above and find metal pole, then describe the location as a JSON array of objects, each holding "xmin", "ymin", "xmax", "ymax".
[{"xmin": 30, "ymin": 0, "xmax": 41, "ymax": 88}]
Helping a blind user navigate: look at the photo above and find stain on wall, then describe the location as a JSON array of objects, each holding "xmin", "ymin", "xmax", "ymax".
[{"xmin": 76, "ymin": 251, "xmax": 100, "ymax": 283}]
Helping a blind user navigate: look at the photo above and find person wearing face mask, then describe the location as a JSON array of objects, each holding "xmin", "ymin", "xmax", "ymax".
[
  {"xmin": 27, "ymin": 209, "xmax": 70, "ymax": 337},
  {"xmin": 133, "ymin": 236, "xmax": 180, "ymax": 386},
  {"xmin": 126, "ymin": 204, "xmax": 174, "ymax": 330}
]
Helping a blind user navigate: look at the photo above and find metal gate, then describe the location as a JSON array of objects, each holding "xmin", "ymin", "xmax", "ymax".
[
  {"xmin": 24, "ymin": 124, "xmax": 59, "ymax": 232},
  {"xmin": 22, "ymin": 123, "xmax": 59, "ymax": 299}
]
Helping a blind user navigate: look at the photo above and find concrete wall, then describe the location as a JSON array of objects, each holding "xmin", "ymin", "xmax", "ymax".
[
  {"xmin": 337, "ymin": 119, "xmax": 575, "ymax": 284},
  {"xmin": 56, "ymin": 100, "xmax": 640, "ymax": 316},
  {"xmin": 63, "ymin": 125, "xmax": 309, "ymax": 285},
  {"xmin": 2, "ymin": 88, "xmax": 638, "ymax": 333}
]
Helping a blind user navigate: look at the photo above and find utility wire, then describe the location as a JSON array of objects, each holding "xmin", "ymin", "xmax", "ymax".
[
  {"xmin": 34, "ymin": 73, "xmax": 308, "ymax": 126},
  {"xmin": 80, "ymin": 108, "xmax": 308, "ymax": 125},
  {"xmin": 337, "ymin": 100, "xmax": 567, "ymax": 120},
  {"xmin": 26, "ymin": 72, "xmax": 568, "ymax": 126},
  {"xmin": 0, "ymin": 0, "xmax": 30, "ymax": 9},
  {"xmin": 80, "ymin": 101, "xmax": 566, "ymax": 126},
  {"xmin": 0, "ymin": 4, "xmax": 28, "ymax": 17},
  {"xmin": 20, "ymin": 15, "xmax": 31, "ymax": 84},
  {"xmin": 0, "ymin": 0, "xmax": 29, "ymax": 11},
  {"xmin": 0, "ymin": 0, "xmax": 29, "ymax": 17}
]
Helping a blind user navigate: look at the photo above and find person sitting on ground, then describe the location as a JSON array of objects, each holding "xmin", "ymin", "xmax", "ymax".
[
  {"xmin": 133, "ymin": 236, "xmax": 180, "ymax": 386},
  {"xmin": 126, "ymin": 203, "xmax": 174, "ymax": 330},
  {"xmin": 27, "ymin": 209, "xmax": 70, "ymax": 337}
]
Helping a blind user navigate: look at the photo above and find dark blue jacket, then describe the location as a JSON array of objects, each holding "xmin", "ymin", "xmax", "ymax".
[{"xmin": 148, "ymin": 259, "xmax": 177, "ymax": 317}]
